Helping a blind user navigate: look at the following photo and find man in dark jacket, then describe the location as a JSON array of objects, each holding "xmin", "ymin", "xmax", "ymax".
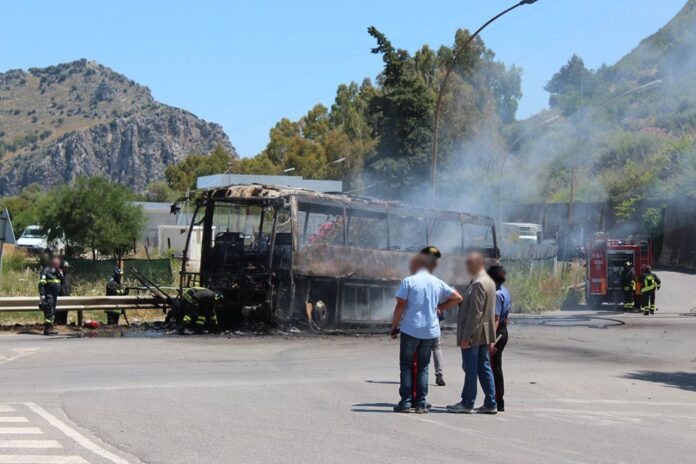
[
  {"xmin": 488, "ymin": 264, "xmax": 511, "ymax": 412},
  {"xmin": 38, "ymin": 257, "xmax": 64, "ymax": 335}
]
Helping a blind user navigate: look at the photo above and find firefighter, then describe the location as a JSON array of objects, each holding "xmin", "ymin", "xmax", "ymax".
[
  {"xmin": 179, "ymin": 287, "xmax": 221, "ymax": 334},
  {"xmin": 53, "ymin": 259, "xmax": 71, "ymax": 325},
  {"xmin": 38, "ymin": 257, "xmax": 64, "ymax": 336},
  {"xmin": 105, "ymin": 268, "xmax": 127, "ymax": 325},
  {"xmin": 640, "ymin": 265, "xmax": 661, "ymax": 316},
  {"xmin": 620, "ymin": 261, "xmax": 636, "ymax": 312}
]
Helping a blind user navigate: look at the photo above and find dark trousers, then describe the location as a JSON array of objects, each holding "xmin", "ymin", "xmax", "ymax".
[
  {"xmin": 641, "ymin": 291, "xmax": 656, "ymax": 312},
  {"xmin": 182, "ymin": 303, "xmax": 217, "ymax": 333},
  {"xmin": 42, "ymin": 294, "xmax": 58, "ymax": 325},
  {"xmin": 623, "ymin": 289, "xmax": 634, "ymax": 310},
  {"xmin": 491, "ymin": 327, "xmax": 508, "ymax": 411},
  {"xmin": 54, "ymin": 310, "xmax": 68, "ymax": 325},
  {"xmin": 398, "ymin": 332, "xmax": 436, "ymax": 408},
  {"xmin": 105, "ymin": 311, "xmax": 121, "ymax": 325}
]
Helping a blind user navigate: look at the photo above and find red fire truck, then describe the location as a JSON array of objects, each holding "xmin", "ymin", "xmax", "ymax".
[{"xmin": 585, "ymin": 232, "xmax": 652, "ymax": 309}]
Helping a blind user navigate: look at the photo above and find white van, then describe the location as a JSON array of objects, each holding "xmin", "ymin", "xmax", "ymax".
[{"xmin": 16, "ymin": 225, "xmax": 65, "ymax": 253}]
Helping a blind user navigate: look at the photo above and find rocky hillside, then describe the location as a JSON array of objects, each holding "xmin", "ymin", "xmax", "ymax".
[{"xmin": 0, "ymin": 59, "xmax": 235, "ymax": 195}]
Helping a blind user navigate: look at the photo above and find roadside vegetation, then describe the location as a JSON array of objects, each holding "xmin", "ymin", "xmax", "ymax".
[
  {"xmin": 0, "ymin": 246, "xmax": 172, "ymax": 327},
  {"xmin": 505, "ymin": 263, "xmax": 583, "ymax": 314}
]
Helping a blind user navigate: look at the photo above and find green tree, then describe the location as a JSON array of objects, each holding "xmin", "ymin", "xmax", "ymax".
[
  {"xmin": 0, "ymin": 184, "xmax": 46, "ymax": 234},
  {"xmin": 38, "ymin": 177, "xmax": 145, "ymax": 259},
  {"xmin": 545, "ymin": 54, "xmax": 597, "ymax": 115},
  {"xmin": 145, "ymin": 181, "xmax": 178, "ymax": 203},
  {"xmin": 165, "ymin": 144, "xmax": 234, "ymax": 193},
  {"xmin": 365, "ymin": 26, "xmax": 435, "ymax": 198}
]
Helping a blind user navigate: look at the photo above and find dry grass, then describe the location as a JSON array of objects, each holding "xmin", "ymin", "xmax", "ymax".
[
  {"xmin": 0, "ymin": 248, "xmax": 167, "ymax": 326},
  {"xmin": 506, "ymin": 261, "xmax": 583, "ymax": 314}
]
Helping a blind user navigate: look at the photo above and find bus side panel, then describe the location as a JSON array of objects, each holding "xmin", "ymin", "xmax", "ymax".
[{"xmin": 292, "ymin": 244, "xmax": 472, "ymax": 288}]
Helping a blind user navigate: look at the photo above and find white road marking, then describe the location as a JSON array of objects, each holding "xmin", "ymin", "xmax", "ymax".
[
  {"xmin": 24, "ymin": 402, "xmax": 131, "ymax": 464},
  {"xmin": 0, "ymin": 419, "xmax": 28, "ymax": 424},
  {"xmin": 0, "ymin": 407, "xmax": 15, "ymax": 413},
  {"xmin": 0, "ymin": 440, "xmax": 61, "ymax": 449},
  {"xmin": 0, "ymin": 456, "xmax": 87, "ymax": 464},
  {"xmin": 0, "ymin": 349, "xmax": 40, "ymax": 367},
  {"xmin": 0, "ymin": 428, "xmax": 43, "ymax": 435}
]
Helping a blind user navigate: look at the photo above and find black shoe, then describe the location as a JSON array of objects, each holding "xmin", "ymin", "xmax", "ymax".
[
  {"xmin": 43, "ymin": 325, "xmax": 57, "ymax": 336},
  {"xmin": 436, "ymin": 374, "xmax": 446, "ymax": 386},
  {"xmin": 497, "ymin": 405, "xmax": 505, "ymax": 412}
]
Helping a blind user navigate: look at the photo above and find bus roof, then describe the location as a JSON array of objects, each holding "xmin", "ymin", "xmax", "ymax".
[{"xmin": 207, "ymin": 184, "xmax": 495, "ymax": 226}]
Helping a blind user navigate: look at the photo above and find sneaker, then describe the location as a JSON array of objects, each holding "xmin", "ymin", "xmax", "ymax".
[
  {"xmin": 476, "ymin": 405, "xmax": 498, "ymax": 415},
  {"xmin": 414, "ymin": 406, "xmax": 429, "ymax": 414},
  {"xmin": 446, "ymin": 402, "xmax": 474, "ymax": 414},
  {"xmin": 436, "ymin": 374, "xmax": 446, "ymax": 386},
  {"xmin": 393, "ymin": 403, "xmax": 412, "ymax": 413}
]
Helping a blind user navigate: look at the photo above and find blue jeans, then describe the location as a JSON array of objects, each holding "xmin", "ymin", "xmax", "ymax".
[
  {"xmin": 399, "ymin": 332, "xmax": 437, "ymax": 408},
  {"xmin": 460, "ymin": 344, "xmax": 497, "ymax": 409}
]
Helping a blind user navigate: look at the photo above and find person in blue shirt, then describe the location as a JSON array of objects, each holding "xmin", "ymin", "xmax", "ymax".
[
  {"xmin": 390, "ymin": 252, "xmax": 463, "ymax": 413},
  {"xmin": 420, "ymin": 246, "xmax": 447, "ymax": 387},
  {"xmin": 487, "ymin": 264, "xmax": 511, "ymax": 412}
]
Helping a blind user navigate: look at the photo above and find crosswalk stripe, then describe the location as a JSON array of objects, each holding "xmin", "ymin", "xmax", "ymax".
[
  {"xmin": 0, "ymin": 440, "xmax": 61, "ymax": 448},
  {"xmin": 0, "ymin": 427, "xmax": 43, "ymax": 434},
  {"xmin": 24, "ymin": 402, "xmax": 130, "ymax": 464},
  {"xmin": 0, "ymin": 406, "xmax": 16, "ymax": 413},
  {"xmin": 0, "ymin": 456, "xmax": 87, "ymax": 464},
  {"xmin": 0, "ymin": 418, "xmax": 29, "ymax": 423}
]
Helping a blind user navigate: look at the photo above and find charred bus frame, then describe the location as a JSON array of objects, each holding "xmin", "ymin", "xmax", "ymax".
[{"xmin": 179, "ymin": 185, "xmax": 498, "ymax": 328}]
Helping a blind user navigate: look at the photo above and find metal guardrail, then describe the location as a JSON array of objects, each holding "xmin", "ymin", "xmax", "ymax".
[{"xmin": 0, "ymin": 295, "xmax": 162, "ymax": 312}]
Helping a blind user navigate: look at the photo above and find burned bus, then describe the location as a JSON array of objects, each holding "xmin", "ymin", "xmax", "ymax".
[{"xmin": 179, "ymin": 185, "xmax": 498, "ymax": 328}]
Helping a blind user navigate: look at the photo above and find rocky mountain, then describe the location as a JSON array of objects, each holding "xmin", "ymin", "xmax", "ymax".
[{"xmin": 0, "ymin": 59, "xmax": 235, "ymax": 195}]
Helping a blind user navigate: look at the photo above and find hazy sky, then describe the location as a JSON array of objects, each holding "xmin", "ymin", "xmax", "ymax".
[{"xmin": 1, "ymin": 0, "xmax": 687, "ymax": 157}]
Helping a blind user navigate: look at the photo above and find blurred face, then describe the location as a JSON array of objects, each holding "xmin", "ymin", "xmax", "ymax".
[
  {"xmin": 426, "ymin": 258, "xmax": 438, "ymax": 273},
  {"xmin": 465, "ymin": 252, "xmax": 484, "ymax": 276},
  {"xmin": 409, "ymin": 255, "xmax": 423, "ymax": 274},
  {"xmin": 50, "ymin": 258, "xmax": 61, "ymax": 269}
]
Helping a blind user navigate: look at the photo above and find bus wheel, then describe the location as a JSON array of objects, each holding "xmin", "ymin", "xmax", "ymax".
[{"xmin": 311, "ymin": 300, "xmax": 331, "ymax": 329}]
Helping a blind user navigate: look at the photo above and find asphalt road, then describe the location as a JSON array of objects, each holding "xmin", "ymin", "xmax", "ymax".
[{"xmin": 1, "ymin": 271, "xmax": 695, "ymax": 464}]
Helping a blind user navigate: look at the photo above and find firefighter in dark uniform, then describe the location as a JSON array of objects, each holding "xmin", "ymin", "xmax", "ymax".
[
  {"xmin": 53, "ymin": 259, "xmax": 71, "ymax": 325},
  {"xmin": 38, "ymin": 257, "xmax": 64, "ymax": 335},
  {"xmin": 640, "ymin": 265, "xmax": 661, "ymax": 316},
  {"xmin": 105, "ymin": 268, "xmax": 127, "ymax": 325},
  {"xmin": 180, "ymin": 287, "xmax": 221, "ymax": 334},
  {"xmin": 620, "ymin": 261, "xmax": 636, "ymax": 312}
]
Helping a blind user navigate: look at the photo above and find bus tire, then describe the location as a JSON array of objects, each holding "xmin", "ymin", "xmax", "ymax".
[{"xmin": 311, "ymin": 300, "xmax": 331, "ymax": 329}]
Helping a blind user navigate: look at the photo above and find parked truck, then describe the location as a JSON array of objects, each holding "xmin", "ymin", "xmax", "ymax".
[{"xmin": 585, "ymin": 232, "xmax": 652, "ymax": 309}]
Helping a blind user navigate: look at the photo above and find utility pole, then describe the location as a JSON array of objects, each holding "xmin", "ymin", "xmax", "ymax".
[{"xmin": 430, "ymin": 0, "xmax": 540, "ymax": 207}]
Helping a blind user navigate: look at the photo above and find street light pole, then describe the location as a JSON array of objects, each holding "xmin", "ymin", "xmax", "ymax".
[{"xmin": 430, "ymin": 0, "xmax": 539, "ymax": 207}]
